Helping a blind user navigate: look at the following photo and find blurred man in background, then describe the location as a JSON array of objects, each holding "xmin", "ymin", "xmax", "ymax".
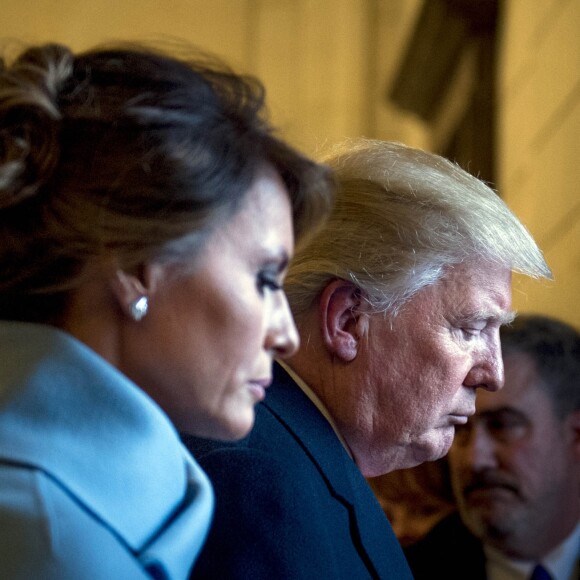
[{"xmin": 406, "ymin": 314, "xmax": 580, "ymax": 580}]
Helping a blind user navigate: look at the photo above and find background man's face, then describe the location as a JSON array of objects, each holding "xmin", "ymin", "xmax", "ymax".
[{"xmin": 448, "ymin": 351, "xmax": 579, "ymax": 555}]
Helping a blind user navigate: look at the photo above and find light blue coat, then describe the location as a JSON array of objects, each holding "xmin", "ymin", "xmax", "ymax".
[{"xmin": 0, "ymin": 321, "xmax": 214, "ymax": 579}]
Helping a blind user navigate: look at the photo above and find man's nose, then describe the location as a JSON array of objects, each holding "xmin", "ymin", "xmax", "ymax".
[
  {"xmin": 464, "ymin": 423, "xmax": 498, "ymax": 471},
  {"xmin": 464, "ymin": 332, "xmax": 504, "ymax": 392}
]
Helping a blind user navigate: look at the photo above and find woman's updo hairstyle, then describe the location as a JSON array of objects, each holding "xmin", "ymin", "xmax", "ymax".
[
  {"xmin": 0, "ymin": 42, "xmax": 333, "ymax": 322},
  {"xmin": 0, "ymin": 44, "xmax": 71, "ymax": 208}
]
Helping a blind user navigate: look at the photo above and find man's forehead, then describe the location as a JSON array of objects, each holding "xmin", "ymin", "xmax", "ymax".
[{"xmin": 436, "ymin": 262, "xmax": 514, "ymax": 320}]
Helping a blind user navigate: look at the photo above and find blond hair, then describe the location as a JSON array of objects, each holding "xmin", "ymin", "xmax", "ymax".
[{"xmin": 285, "ymin": 139, "xmax": 551, "ymax": 316}]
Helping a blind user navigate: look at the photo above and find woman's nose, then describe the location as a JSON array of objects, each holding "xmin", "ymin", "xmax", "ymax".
[{"xmin": 267, "ymin": 291, "xmax": 300, "ymax": 358}]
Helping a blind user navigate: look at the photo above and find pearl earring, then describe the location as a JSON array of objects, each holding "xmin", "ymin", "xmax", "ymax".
[{"xmin": 129, "ymin": 296, "xmax": 149, "ymax": 322}]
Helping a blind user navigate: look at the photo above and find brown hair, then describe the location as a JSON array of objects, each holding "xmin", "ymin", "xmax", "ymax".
[
  {"xmin": 0, "ymin": 42, "xmax": 334, "ymax": 322},
  {"xmin": 501, "ymin": 314, "xmax": 580, "ymax": 418}
]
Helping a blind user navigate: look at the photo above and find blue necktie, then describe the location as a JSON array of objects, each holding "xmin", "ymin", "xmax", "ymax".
[{"xmin": 530, "ymin": 564, "xmax": 552, "ymax": 580}]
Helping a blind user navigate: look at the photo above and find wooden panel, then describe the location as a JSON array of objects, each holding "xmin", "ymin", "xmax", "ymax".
[
  {"xmin": 388, "ymin": 0, "xmax": 497, "ymax": 121},
  {"xmin": 499, "ymin": 0, "xmax": 580, "ymax": 325}
]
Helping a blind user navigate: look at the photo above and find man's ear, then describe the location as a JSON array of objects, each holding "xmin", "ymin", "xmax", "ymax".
[
  {"xmin": 110, "ymin": 263, "xmax": 165, "ymax": 319},
  {"xmin": 319, "ymin": 279, "xmax": 367, "ymax": 362}
]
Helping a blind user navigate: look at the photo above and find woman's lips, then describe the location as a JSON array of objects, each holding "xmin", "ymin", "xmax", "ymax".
[{"xmin": 248, "ymin": 378, "xmax": 272, "ymax": 402}]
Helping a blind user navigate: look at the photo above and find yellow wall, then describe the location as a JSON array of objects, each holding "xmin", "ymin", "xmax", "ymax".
[
  {"xmin": 2, "ymin": 0, "xmax": 577, "ymax": 326},
  {"xmin": 498, "ymin": 0, "xmax": 580, "ymax": 328},
  {"xmin": 1, "ymin": 0, "xmax": 426, "ymax": 154},
  {"xmin": 2, "ymin": 1, "xmax": 250, "ymax": 67}
]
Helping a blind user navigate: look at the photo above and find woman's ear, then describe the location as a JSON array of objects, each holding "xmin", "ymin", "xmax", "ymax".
[
  {"xmin": 319, "ymin": 279, "xmax": 368, "ymax": 362},
  {"xmin": 110, "ymin": 263, "xmax": 165, "ymax": 320}
]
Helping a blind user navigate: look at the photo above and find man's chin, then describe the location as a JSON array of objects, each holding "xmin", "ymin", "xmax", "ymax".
[
  {"xmin": 413, "ymin": 428, "xmax": 454, "ymax": 463},
  {"xmin": 463, "ymin": 505, "xmax": 516, "ymax": 539},
  {"xmin": 432, "ymin": 427, "xmax": 455, "ymax": 458}
]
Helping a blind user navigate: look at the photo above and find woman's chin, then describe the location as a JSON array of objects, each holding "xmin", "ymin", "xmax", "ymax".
[
  {"xmin": 197, "ymin": 410, "xmax": 256, "ymax": 442},
  {"xmin": 171, "ymin": 399, "xmax": 256, "ymax": 441}
]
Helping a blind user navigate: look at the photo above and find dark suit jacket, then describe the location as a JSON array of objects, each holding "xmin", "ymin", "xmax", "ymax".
[
  {"xmin": 182, "ymin": 363, "xmax": 413, "ymax": 579},
  {"xmin": 404, "ymin": 512, "xmax": 487, "ymax": 580},
  {"xmin": 406, "ymin": 512, "xmax": 580, "ymax": 580}
]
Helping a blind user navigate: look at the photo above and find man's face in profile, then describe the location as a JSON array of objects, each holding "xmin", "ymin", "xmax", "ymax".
[{"xmin": 331, "ymin": 261, "xmax": 513, "ymax": 476}]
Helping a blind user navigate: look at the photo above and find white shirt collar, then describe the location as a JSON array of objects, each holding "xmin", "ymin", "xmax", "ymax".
[{"xmin": 485, "ymin": 519, "xmax": 580, "ymax": 580}]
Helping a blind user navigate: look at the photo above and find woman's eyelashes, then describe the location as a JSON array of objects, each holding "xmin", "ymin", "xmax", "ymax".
[
  {"xmin": 256, "ymin": 252, "xmax": 289, "ymax": 295},
  {"xmin": 257, "ymin": 268, "xmax": 283, "ymax": 294}
]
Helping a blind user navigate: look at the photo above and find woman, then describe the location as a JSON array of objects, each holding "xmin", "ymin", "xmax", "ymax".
[{"xmin": 0, "ymin": 42, "xmax": 333, "ymax": 578}]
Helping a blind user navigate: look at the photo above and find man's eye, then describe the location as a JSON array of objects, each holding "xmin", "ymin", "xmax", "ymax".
[
  {"xmin": 461, "ymin": 328, "xmax": 482, "ymax": 338},
  {"xmin": 486, "ymin": 418, "xmax": 527, "ymax": 440}
]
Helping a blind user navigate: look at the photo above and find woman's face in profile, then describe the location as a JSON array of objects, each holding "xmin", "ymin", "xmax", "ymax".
[{"xmin": 123, "ymin": 166, "xmax": 299, "ymax": 440}]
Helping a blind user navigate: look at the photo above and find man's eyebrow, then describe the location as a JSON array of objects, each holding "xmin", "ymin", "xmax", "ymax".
[
  {"xmin": 497, "ymin": 310, "xmax": 517, "ymax": 326},
  {"xmin": 475, "ymin": 406, "xmax": 528, "ymax": 422},
  {"xmin": 456, "ymin": 309, "xmax": 516, "ymax": 326}
]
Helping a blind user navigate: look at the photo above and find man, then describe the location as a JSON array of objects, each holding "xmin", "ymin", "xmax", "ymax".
[
  {"xmin": 182, "ymin": 139, "xmax": 551, "ymax": 578},
  {"xmin": 406, "ymin": 314, "xmax": 580, "ymax": 580}
]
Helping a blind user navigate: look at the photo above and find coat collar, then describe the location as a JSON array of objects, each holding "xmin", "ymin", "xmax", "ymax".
[
  {"xmin": 264, "ymin": 363, "xmax": 359, "ymax": 502},
  {"xmin": 0, "ymin": 321, "xmax": 213, "ymax": 575},
  {"xmin": 263, "ymin": 363, "xmax": 413, "ymax": 579}
]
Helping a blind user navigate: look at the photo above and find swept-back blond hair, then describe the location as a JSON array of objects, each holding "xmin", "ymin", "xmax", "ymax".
[{"xmin": 285, "ymin": 138, "xmax": 551, "ymax": 317}]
